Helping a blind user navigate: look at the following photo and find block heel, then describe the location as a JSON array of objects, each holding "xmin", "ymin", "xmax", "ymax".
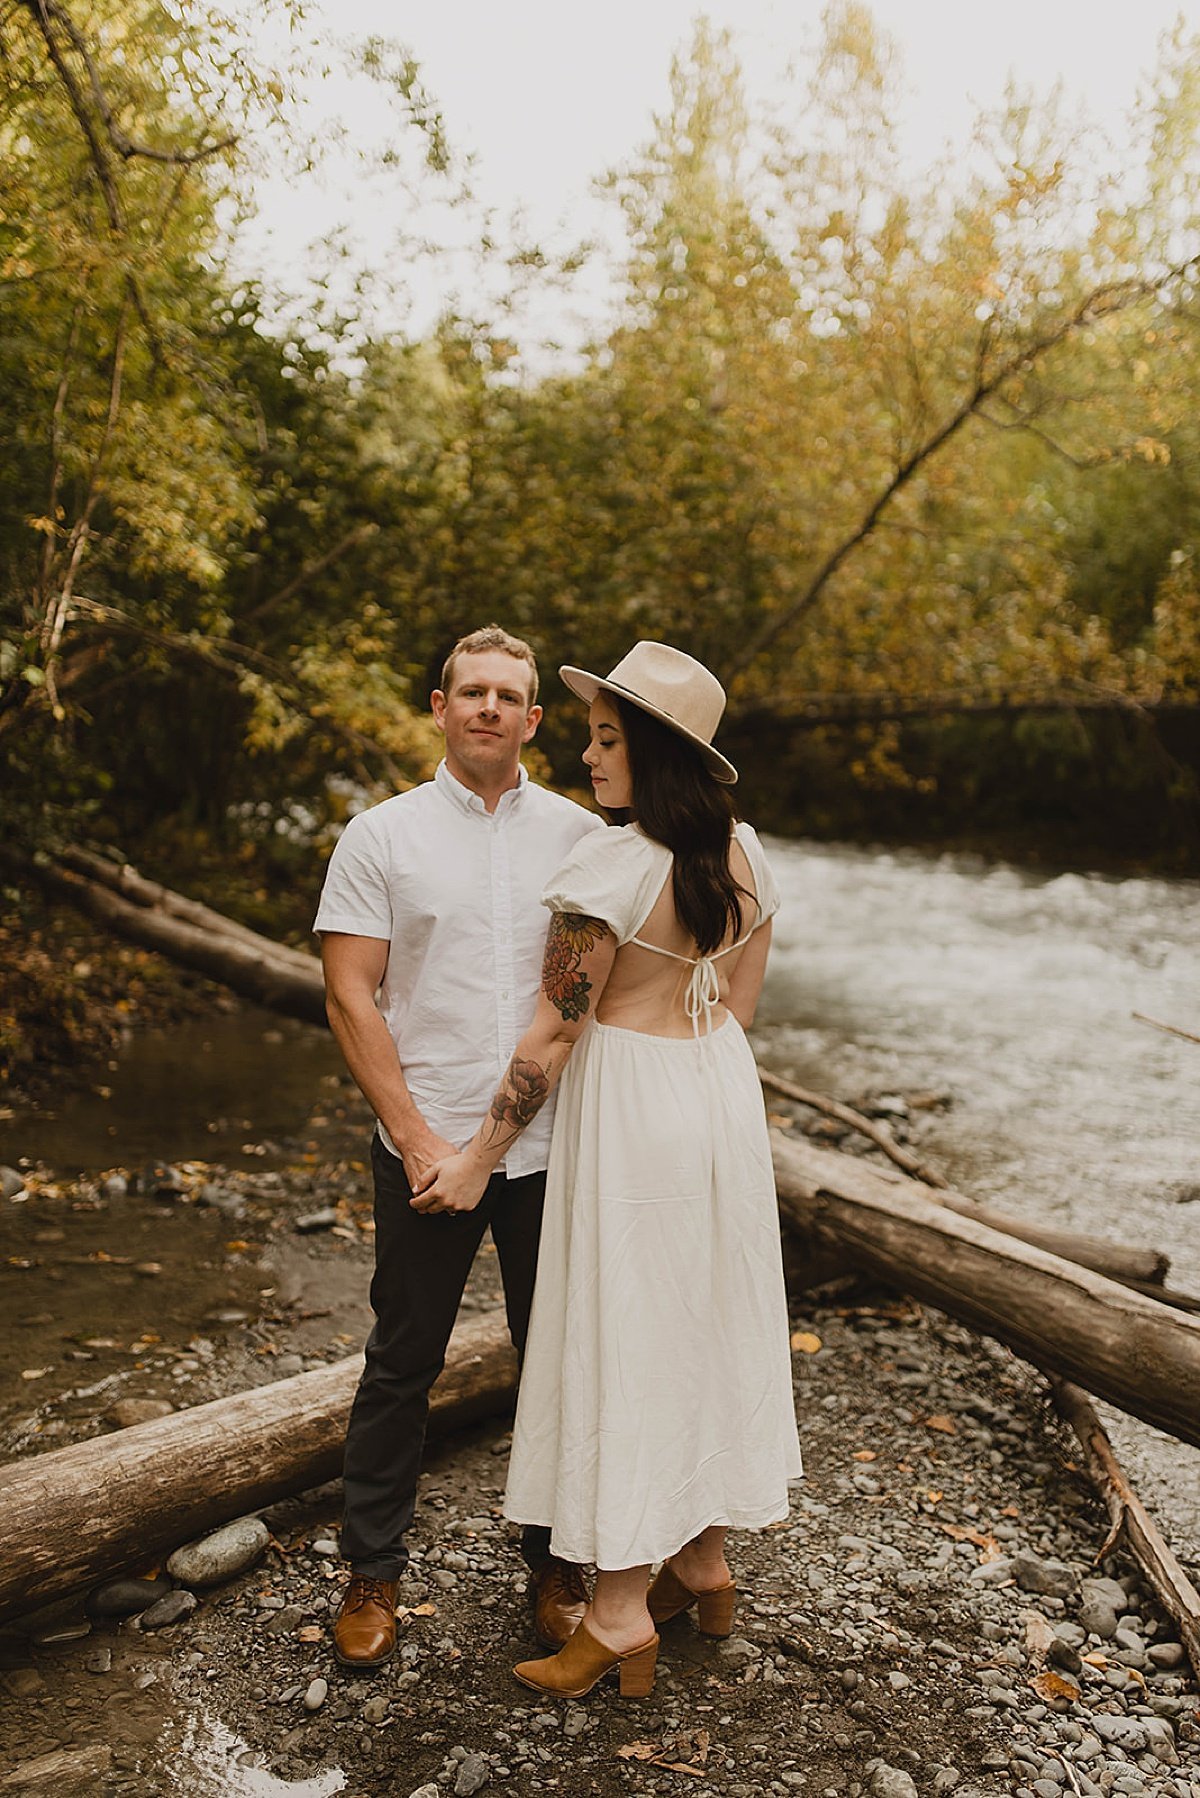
[
  {"xmin": 513, "ymin": 1621, "xmax": 660, "ymax": 1699},
  {"xmin": 617, "ymin": 1635, "xmax": 659, "ymax": 1697},
  {"xmin": 647, "ymin": 1561, "xmax": 738, "ymax": 1638}
]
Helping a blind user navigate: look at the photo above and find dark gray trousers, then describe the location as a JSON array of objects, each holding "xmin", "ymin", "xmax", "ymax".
[{"xmin": 339, "ymin": 1133, "xmax": 552, "ymax": 1579}]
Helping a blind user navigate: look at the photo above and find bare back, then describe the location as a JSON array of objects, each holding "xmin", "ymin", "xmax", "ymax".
[{"xmin": 594, "ymin": 833, "xmax": 763, "ymax": 1038}]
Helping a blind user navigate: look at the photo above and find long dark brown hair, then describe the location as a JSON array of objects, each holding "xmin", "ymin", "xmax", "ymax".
[{"xmin": 604, "ymin": 695, "xmax": 749, "ymax": 955}]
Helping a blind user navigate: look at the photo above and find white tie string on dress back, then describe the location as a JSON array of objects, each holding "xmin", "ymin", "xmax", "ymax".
[
  {"xmin": 684, "ymin": 955, "xmax": 722, "ymax": 1038},
  {"xmin": 629, "ymin": 935, "xmax": 745, "ymax": 1039}
]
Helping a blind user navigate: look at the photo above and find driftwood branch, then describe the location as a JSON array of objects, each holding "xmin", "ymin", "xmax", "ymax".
[
  {"xmin": 761, "ymin": 1069, "xmax": 1179, "ymax": 1295},
  {"xmin": 760, "ymin": 1067, "xmax": 949, "ymax": 1187},
  {"xmin": 1051, "ymin": 1378, "xmax": 1200, "ymax": 1684},
  {"xmin": 1134, "ymin": 1011, "xmax": 1200, "ymax": 1049}
]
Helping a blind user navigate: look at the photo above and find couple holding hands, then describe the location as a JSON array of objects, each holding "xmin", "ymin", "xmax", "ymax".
[{"xmin": 315, "ymin": 625, "xmax": 801, "ymax": 1700}]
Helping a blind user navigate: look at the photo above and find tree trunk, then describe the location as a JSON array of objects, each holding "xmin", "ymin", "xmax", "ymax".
[
  {"xmin": 773, "ymin": 1134, "xmax": 1200, "ymax": 1447},
  {"xmin": 0, "ymin": 1316, "xmax": 517, "ymax": 1627}
]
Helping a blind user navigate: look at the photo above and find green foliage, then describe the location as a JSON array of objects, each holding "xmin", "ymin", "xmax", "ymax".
[{"xmin": 3, "ymin": 1, "xmax": 1200, "ymax": 871}]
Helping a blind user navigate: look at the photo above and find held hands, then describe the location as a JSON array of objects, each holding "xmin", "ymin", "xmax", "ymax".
[
  {"xmin": 409, "ymin": 1151, "xmax": 489, "ymax": 1216},
  {"xmin": 399, "ymin": 1131, "xmax": 458, "ymax": 1193}
]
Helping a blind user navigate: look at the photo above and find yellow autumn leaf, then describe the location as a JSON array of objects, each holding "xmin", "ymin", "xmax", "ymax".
[{"xmin": 790, "ymin": 1331, "xmax": 822, "ymax": 1354}]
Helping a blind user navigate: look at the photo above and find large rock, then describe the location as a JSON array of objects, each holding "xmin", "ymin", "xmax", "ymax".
[
  {"xmin": 138, "ymin": 1589, "xmax": 198, "ymax": 1630},
  {"xmin": 0, "ymin": 1166, "xmax": 27, "ymax": 1201},
  {"xmin": 1012, "ymin": 1551, "xmax": 1076, "ymax": 1599},
  {"xmin": 166, "ymin": 1515, "xmax": 270, "ymax": 1588}
]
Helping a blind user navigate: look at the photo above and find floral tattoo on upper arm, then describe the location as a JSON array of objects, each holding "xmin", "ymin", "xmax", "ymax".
[{"xmin": 542, "ymin": 911, "xmax": 612, "ymax": 1023}]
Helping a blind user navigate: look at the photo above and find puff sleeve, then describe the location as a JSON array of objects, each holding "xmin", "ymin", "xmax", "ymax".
[
  {"xmin": 735, "ymin": 822, "xmax": 781, "ymax": 929},
  {"xmin": 541, "ymin": 825, "xmax": 669, "ymax": 945}
]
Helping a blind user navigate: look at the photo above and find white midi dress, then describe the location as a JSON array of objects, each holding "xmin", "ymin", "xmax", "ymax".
[{"xmin": 503, "ymin": 822, "xmax": 803, "ymax": 1570}]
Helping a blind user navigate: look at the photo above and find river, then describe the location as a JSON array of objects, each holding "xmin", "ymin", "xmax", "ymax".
[{"xmin": 757, "ymin": 838, "xmax": 1200, "ymax": 1561}]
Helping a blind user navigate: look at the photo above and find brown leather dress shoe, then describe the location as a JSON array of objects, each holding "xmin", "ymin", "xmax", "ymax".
[
  {"xmin": 528, "ymin": 1557, "xmax": 589, "ymax": 1650},
  {"xmin": 332, "ymin": 1575, "xmax": 399, "ymax": 1668}
]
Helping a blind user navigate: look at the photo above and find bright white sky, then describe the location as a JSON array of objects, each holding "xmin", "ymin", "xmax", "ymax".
[{"xmin": 236, "ymin": 0, "xmax": 1194, "ymax": 358}]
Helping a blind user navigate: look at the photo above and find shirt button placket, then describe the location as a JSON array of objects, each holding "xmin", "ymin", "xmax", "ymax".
[{"xmin": 492, "ymin": 810, "xmax": 517, "ymax": 1174}]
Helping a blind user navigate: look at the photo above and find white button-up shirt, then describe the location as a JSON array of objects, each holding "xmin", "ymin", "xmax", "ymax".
[{"xmin": 314, "ymin": 761, "xmax": 603, "ymax": 1175}]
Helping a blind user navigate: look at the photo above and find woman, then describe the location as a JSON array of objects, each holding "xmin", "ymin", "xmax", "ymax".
[{"xmin": 413, "ymin": 641, "xmax": 802, "ymax": 1698}]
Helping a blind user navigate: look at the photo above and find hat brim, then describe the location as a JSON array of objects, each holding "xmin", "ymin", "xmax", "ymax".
[{"xmin": 559, "ymin": 665, "xmax": 738, "ymax": 784}]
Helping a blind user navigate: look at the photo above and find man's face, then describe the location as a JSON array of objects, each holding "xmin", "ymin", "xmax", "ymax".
[{"xmin": 431, "ymin": 650, "xmax": 542, "ymax": 790}]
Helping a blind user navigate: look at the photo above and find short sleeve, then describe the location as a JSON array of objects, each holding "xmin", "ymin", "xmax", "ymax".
[
  {"xmin": 313, "ymin": 811, "xmax": 393, "ymax": 939},
  {"xmin": 736, "ymin": 822, "xmax": 781, "ymax": 929},
  {"xmin": 541, "ymin": 826, "xmax": 666, "ymax": 945}
]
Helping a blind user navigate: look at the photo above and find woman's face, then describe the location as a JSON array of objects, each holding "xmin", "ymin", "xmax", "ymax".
[{"xmin": 582, "ymin": 693, "xmax": 634, "ymax": 810}]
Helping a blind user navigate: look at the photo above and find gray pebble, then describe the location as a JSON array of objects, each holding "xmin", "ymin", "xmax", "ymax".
[
  {"xmin": 1091, "ymin": 1715, "xmax": 1147, "ymax": 1750},
  {"xmin": 303, "ymin": 1678, "xmax": 328, "ymax": 1712},
  {"xmin": 1, "ymin": 1165, "xmax": 27, "ymax": 1199},
  {"xmin": 362, "ymin": 1695, "xmax": 389, "ymax": 1723},
  {"xmin": 1013, "ymin": 1552, "xmax": 1076, "ymax": 1599},
  {"xmin": 294, "ymin": 1207, "xmax": 338, "ymax": 1233},
  {"xmin": 931, "ymin": 1771, "xmax": 961, "ymax": 1796},
  {"xmin": 563, "ymin": 1706, "xmax": 588, "ymax": 1738},
  {"xmin": 1148, "ymin": 1642, "xmax": 1185, "ymax": 1669},
  {"xmin": 86, "ymin": 1646, "xmax": 113, "ymax": 1674},
  {"xmin": 454, "ymin": 1753, "xmax": 489, "ymax": 1796},
  {"xmin": 3, "ymin": 1667, "xmax": 45, "ymax": 1698},
  {"xmin": 311, "ymin": 1538, "xmax": 340, "ymax": 1557},
  {"xmin": 139, "ymin": 1589, "xmax": 198, "ymax": 1630},
  {"xmin": 867, "ymin": 1767, "xmax": 919, "ymax": 1798},
  {"xmin": 104, "ymin": 1397, "xmax": 175, "ymax": 1429},
  {"xmin": 1077, "ymin": 1598, "xmax": 1118, "ymax": 1640},
  {"xmin": 263, "ymin": 1604, "xmax": 305, "ymax": 1636}
]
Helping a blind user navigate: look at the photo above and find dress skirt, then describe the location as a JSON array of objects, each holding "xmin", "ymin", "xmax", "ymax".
[{"xmin": 503, "ymin": 1013, "xmax": 802, "ymax": 1569}]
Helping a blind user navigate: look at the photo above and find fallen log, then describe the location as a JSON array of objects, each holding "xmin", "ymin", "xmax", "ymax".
[
  {"xmin": 773, "ymin": 1134, "xmax": 1200, "ymax": 1450},
  {"xmin": 23, "ymin": 855, "xmax": 328, "ymax": 1028},
  {"xmin": 1052, "ymin": 1379, "xmax": 1200, "ymax": 1684},
  {"xmin": 0, "ymin": 1315, "xmax": 517, "ymax": 1627},
  {"xmin": 55, "ymin": 845, "xmax": 317, "ymax": 971}
]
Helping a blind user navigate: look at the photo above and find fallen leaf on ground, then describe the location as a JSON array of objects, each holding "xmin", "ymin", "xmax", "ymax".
[
  {"xmin": 296, "ymin": 1626, "xmax": 323, "ymax": 1643},
  {"xmin": 1081, "ymin": 1652, "xmax": 1108, "ymax": 1668},
  {"xmin": 789, "ymin": 1331, "xmax": 822, "ymax": 1354},
  {"xmin": 923, "ymin": 1414, "xmax": 957, "ymax": 1435},
  {"xmin": 853, "ymin": 1450, "xmax": 877, "ymax": 1462},
  {"xmin": 617, "ymin": 1744, "xmax": 659, "ymax": 1763},
  {"xmin": 1031, "ymin": 1668, "xmax": 1081, "ymax": 1702},
  {"xmin": 21, "ymin": 1367, "xmax": 52, "ymax": 1380},
  {"xmin": 935, "ymin": 1521, "xmax": 1001, "ymax": 1560}
]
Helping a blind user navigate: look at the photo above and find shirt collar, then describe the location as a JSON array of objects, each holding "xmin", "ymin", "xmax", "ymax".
[{"xmin": 435, "ymin": 758, "xmax": 528, "ymax": 817}]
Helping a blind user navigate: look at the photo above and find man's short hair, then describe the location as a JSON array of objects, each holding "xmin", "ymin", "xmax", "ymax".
[{"xmin": 440, "ymin": 625, "xmax": 539, "ymax": 707}]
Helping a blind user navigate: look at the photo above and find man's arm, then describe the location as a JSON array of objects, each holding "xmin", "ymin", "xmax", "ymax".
[
  {"xmin": 320, "ymin": 932, "xmax": 455, "ymax": 1186},
  {"xmin": 410, "ymin": 911, "xmax": 618, "ymax": 1213}
]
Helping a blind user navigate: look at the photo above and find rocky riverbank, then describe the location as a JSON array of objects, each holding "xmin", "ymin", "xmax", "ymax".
[
  {"xmin": 2, "ymin": 1222, "xmax": 1199, "ymax": 1794},
  {"xmin": 2, "ymin": 1078, "xmax": 1199, "ymax": 1797}
]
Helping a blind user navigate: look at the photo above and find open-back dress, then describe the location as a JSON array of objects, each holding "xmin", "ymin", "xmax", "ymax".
[{"xmin": 502, "ymin": 821, "xmax": 803, "ymax": 1570}]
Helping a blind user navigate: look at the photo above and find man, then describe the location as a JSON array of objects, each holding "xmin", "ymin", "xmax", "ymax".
[{"xmin": 314, "ymin": 624, "xmax": 603, "ymax": 1669}]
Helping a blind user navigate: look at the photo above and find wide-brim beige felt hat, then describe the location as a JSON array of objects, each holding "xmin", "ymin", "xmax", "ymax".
[{"xmin": 559, "ymin": 641, "xmax": 738, "ymax": 784}]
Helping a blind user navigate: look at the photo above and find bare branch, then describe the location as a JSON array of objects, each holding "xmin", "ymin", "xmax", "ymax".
[
  {"xmin": 241, "ymin": 524, "xmax": 381, "ymax": 628},
  {"xmin": 723, "ymin": 257, "xmax": 1200, "ymax": 687}
]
